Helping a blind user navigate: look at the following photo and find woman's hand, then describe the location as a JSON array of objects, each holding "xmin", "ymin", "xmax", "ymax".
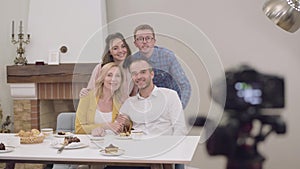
[
  {"xmin": 91, "ymin": 127, "xmax": 106, "ymax": 137},
  {"xmin": 79, "ymin": 88, "xmax": 90, "ymax": 97}
]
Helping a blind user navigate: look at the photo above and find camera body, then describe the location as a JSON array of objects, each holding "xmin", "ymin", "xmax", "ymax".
[{"xmin": 200, "ymin": 65, "xmax": 286, "ymax": 169}]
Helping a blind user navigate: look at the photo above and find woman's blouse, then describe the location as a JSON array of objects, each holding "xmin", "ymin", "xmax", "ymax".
[{"xmin": 94, "ymin": 109, "xmax": 113, "ymax": 124}]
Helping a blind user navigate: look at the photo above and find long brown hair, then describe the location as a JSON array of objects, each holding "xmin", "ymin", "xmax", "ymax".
[
  {"xmin": 95, "ymin": 62, "xmax": 124, "ymax": 104},
  {"xmin": 101, "ymin": 32, "xmax": 131, "ymax": 68}
]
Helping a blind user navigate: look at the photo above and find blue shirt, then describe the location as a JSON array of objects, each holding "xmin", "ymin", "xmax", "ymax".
[{"xmin": 132, "ymin": 46, "xmax": 191, "ymax": 109}]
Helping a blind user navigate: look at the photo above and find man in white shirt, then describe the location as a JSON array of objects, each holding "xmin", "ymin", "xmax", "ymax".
[{"xmin": 119, "ymin": 57, "xmax": 187, "ymax": 137}]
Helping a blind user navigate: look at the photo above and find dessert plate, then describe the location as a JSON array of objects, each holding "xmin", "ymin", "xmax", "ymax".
[
  {"xmin": 88, "ymin": 135, "xmax": 105, "ymax": 141},
  {"xmin": 114, "ymin": 135, "xmax": 132, "ymax": 140},
  {"xmin": 51, "ymin": 141, "xmax": 88, "ymax": 149},
  {"xmin": 99, "ymin": 149, "xmax": 125, "ymax": 156},
  {"xmin": 0, "ymin": 146, "xmax": 15, "ymax": 153},
  {"xmin": 53, "ymin": 132, "xmax": 74, "ymax": 138}
]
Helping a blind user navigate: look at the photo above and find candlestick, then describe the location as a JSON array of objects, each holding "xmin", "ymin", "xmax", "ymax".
[
  {"xmin": 11, "ymin": 20, "xmax": 30, "ymax": 65},
  {"xmin": 19, "ymin": 21, "xmax": 22, "ymax": 33},
  {"xmin": 12, "ymin": 21, "xmax": 14, "ymax": 35}
]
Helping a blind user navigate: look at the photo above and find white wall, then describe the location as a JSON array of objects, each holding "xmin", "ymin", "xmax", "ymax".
[
  {"xmin": 26, "ymin": 0, "xmax": 107, "ymax": 63},
  {"xmin": 105, "ymin": 0, "xmax": 300, "ymax": 169},
  {"xmin": 1, "ymin": 0, "xmax": 300, "ymax": 169},
  {"xmin": 0, "ymin": 0, "xmax": 107, "ymax": 130},
  {"xmin": 0, "ymin": 0, "xmax": 30, "ymax": 130}
]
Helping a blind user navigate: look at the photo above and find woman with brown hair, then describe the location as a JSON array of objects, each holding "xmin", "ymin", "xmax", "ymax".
[{"xmin": 80, "ymin": 32, "xmax": 134, "ymax": 102}]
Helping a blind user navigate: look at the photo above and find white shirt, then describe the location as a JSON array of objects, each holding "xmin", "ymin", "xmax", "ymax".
[
  {"xmin": 94, "ymin": 109, "xmax": 112, "ymax": 124},
  {"xmin": 120, "ymin": 86, "xmax": 187, "ymax": 137}
]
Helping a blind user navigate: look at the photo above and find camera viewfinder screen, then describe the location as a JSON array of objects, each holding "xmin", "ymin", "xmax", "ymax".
[{"xmin": 235, "ymin": 82, "xmax": 262, "ymax": 106}]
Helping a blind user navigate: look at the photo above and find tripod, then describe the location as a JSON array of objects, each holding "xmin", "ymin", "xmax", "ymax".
[
  {"xmin": 192, "ymin": 111, "xmax": 286, "ymax": 169},
  {"xmin": 225, "ymin": 114, "xmax": 286, "ymax": 169},
  {"xmin": 226, "ymin": 142, "xmax": 265, "ymax": 169}
]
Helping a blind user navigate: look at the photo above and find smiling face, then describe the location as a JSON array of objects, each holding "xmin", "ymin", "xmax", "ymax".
[
  {"xmin": 134, "ymin": 29, "xmax": 156, "ymax": 57},
  {"xmin": 103, "ymin": 66, "xmax": 122, "ymax": 93},
  {"xmin": 129, "ymin": 60, "xmax": 154, "ymax": 90},
  {"xmin": 109, "ymin": 38, "xmax": 128, "ymax": 63}
]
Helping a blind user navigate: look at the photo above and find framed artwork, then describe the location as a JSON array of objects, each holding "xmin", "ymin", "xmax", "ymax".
[{"xmin": 48, "ymin": 50, "xmax": 60, "ymax": 65}]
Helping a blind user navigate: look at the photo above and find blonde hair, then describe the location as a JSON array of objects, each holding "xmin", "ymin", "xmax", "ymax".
[{"xmin": 95, "ymin": 62, "xmax": 124, "ymax": 104}]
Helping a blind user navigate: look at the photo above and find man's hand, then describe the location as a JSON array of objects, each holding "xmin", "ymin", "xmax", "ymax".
[
  {"xmin": 109, "ymin": 122, "xmax": 124, "ymax": 133},
  {"xmin": 115, "ymin": 114, "xmax": 131, "ymax": 133},
  {"xmin": 116, "ymin": 114, "xmax": 130, "ymax": 125}
]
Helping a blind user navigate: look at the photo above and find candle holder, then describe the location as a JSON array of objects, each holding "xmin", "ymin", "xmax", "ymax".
[{"xmin": 11, "ymin": 21, "xmax": 30, "ymax": 65}]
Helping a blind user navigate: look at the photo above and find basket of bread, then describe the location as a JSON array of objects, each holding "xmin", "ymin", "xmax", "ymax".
[{"xmin": 17, "ymin": 129, "xmax": 45, "ymax": 144}]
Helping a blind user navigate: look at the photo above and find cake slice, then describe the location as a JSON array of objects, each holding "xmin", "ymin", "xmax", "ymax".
[
  {"xmin": 0, "ymin": 143, "xmax": 5, "ymax": 150},
  {"xmin": 64, "ymin": 136, "xmax": 80, "ymax": 144},
  {"xmin": 104, "ymin": 144, "xmax": 119, "ymax": 153}
]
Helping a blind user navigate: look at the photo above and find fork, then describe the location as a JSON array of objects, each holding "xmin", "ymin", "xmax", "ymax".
[{"xmin": 57, "ymin": 140, "xmax": 69, "ymax": 154}]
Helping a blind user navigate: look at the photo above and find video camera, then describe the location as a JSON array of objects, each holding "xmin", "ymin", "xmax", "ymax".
[{"xmin": 193, "ymin": 65, "xmax": 286, "ymax": 169}]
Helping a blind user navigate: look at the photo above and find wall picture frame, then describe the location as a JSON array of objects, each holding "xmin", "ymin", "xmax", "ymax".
[{"xmin": 48, "ymin": 50, "xmax": 60, "ymax": 65}]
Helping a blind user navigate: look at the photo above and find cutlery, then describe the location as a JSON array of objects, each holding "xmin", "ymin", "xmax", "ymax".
[
  {"xmin": 57, "ymin": 140, "xmax": 69, "ymax": 154},
  {"xmin": 91, "ymin": 141, "xmax": 105, "ymax": 150}
]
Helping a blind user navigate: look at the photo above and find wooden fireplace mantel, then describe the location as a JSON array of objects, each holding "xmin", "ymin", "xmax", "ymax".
[
  {"xmin": 7, "ymin": 63, "xmax": 98, "ymax": 131},
  {"xmin": 6, "ymin": 63, "xmax": 97, "ymax": 83}
]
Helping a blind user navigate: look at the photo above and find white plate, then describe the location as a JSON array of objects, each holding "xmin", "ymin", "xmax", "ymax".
[
  {"xmin": 0, "ymin": 146, "xmax": 15, "ymax": 153},
  {"xmin": 100, "ymin": 149, "xmax": 125, "ymax": 156},
  {"xmin": 88, "ymin": 135, "xmax": 104, "ymax": 141},
  {"xmin": 115, "ymin": 135, "xmax": 132, "ymax": 140},
  {"xmin": 53, "ymin": 132, "xmax": 74, "ymax": 138},
  {"xmin": 51, "ymin": 142, "xmax": 88, "ymax": 149},
  {"xmin": 131, "ymin": 130, "xmax": 145, "ymax": 134}
]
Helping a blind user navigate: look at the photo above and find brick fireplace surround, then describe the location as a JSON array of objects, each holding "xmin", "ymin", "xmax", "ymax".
[{"xmin": 7, "ymin": 63, "xmax": 96, "ymax": 132}]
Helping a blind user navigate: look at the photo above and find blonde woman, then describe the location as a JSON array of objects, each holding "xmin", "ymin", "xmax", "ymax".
[{"xmin": 75, "ymin": 62, "xmax": 125, "ymax": 134}]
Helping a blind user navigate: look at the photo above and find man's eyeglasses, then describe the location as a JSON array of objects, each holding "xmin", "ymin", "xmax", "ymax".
[{"xmin": 135, "ymin": 36, "xmax": 154, "ymax": 43}]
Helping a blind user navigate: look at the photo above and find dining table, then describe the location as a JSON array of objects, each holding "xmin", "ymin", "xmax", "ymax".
[{"xmin": 0, "ymin": 133, "xmax": 200, "ymax": 169}]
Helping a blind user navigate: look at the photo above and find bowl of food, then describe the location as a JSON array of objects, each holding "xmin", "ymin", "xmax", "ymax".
[{"xmin": 18, "ymin": 129, "xmax": 45, "ymax": 144}]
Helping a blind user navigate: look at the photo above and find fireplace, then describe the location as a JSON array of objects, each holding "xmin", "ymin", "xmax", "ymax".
[{"xmin": 7, "ymin": 63, "xmax": 97, "ymax": 132}]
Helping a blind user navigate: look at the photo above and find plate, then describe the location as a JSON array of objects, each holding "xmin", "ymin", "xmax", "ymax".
[
  {"xmin": 115, "ymin": 135, "xmax": 132, "ymax": 140},
  {"xmin": 0, "ymin": 146, "xmax": 15, "ymax": 153},
  {"xmin": 51, "ymin": 142, "xmax": 88, "ymax": 149},
  {"xmin": 88, "ymin": 135, "xmax": 104, "ymax": 141},
  {"xmin": 131, "ymin": 130, "xmax": 145, "ymax": 134},
  {"xmin": 53, "ymin": 132, "xmax": 74, "ymax": 138},
  {"xmin": 100, "ymin": 149, "xmax": 125, "ymax": 156}
]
